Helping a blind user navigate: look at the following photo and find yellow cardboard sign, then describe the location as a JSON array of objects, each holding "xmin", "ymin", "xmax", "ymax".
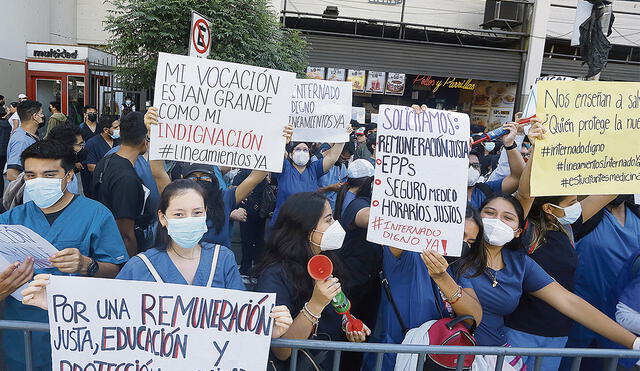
[{"xmin": 530, "ymin": 81, "xmax": 640, "ymax": 196}]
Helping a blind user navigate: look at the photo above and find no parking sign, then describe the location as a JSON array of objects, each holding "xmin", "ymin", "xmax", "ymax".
[{"xmin": 188, "ymin": 11, "xmax": 212, "ymax": 58}]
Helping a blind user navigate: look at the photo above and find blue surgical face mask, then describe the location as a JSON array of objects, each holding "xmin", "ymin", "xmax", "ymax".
[
  {"xmin": 24, "ymin": 176, "xmax": 67, "ymax": 208},
  {"xmin": 166, "ymin": 216, "xmax": 208, "ymax": 249},
  {"xmin": 110, "ymin": 128, "xmax": 120, "ymax": 139},
  {"xmin": 550, "ymin": 202, "xmax": 582, "ymax": 225}
]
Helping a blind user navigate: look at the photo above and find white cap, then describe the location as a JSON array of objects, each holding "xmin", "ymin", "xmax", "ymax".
[
  {"xmin": 18, "ymin": 93, "xmax": 27, "ymax": 99},
  {"xmin": 348, "ymin": 159, "xmax": 375, "ymax": 179}
]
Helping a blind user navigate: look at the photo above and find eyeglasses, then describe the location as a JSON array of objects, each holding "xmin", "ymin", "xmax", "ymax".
[
  {"xmin": 187, "ymin": 175, "xmax": 212, "ymax": 182},
  {"xmin": 74, "ymin": 142, "xmax": 86, "ymax": 148},
  {"xmin": 145, "ymin": 135, "xmax": 151, "ymax": 142}
]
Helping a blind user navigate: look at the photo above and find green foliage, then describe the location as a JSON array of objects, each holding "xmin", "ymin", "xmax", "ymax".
[{"xmin": 104, "ymin": 0, "xmax": 308, "ymax": 90}]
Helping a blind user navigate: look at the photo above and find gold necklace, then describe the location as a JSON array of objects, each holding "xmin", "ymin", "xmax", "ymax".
[{"xmin": 484, "ymin": 268, "xmax": 498, "ymax": 287}]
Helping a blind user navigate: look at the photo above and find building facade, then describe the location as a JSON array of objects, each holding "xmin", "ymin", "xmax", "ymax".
[{"xmin": 268, "ymin": 0, "xmax": 640, "ymax": 127}]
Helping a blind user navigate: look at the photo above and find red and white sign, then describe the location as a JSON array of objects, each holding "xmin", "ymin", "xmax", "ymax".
[{"xmin": 189, "ymin": 12, "xmax": 212, "ymax": 58}]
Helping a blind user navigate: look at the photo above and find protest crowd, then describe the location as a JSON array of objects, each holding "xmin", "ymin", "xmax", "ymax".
[{"xmin": 0, "ymin": 71, "xmax": 639, "ymax": 371}]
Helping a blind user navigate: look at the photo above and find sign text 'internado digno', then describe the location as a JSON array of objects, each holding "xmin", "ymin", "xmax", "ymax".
[{"xmin": 150, "ymin": 52, "xmax": 296, "ymax": 173}]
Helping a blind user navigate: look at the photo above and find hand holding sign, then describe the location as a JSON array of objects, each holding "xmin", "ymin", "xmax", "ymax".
[
  {"xmin": 0, "ymin": 257, "xmax": 34, "ymax": 300},
  {"xmin": 21, "ymin": 273, "xmax": 50, "ymax": 310},
  {"xmin": 270, "ymin": 305, "xmax": 293, "ymax": 339}
]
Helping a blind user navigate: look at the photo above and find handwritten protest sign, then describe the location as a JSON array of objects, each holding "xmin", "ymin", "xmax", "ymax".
[
  {"xmin": 48, "ymin": 276, "xmax": 276, "ymax": 371},
  {"xmin": 150, "ymin": 52, "xmax": 296, "ymax": 173},
  {"xmin": 531, "ymin": 81, "xmax": 640, "ymax": 196},
  {"xmin": 290, "ymin": 80, "xmax": 352, "ymax": 143},
  {"xmin": 367, "ymin": 105, "xmax": 470, "ymax": 256},
  {"xmin": 0, "ymin": 225, "xmax": 59, "ymax": 299}
]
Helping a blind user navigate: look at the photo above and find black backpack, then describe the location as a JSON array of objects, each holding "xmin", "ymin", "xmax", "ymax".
[{"xmin": 574, "ymin": 204, "xmax": 640, "ymax": 242}]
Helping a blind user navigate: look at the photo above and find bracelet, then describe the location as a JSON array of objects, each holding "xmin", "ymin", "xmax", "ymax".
[
  {"xmin": 444, "ymin": 286, "xmax": 462, "ymax": 305},
  {"xmin": 300, "ymin": 309, "xmax": 319, "ymax": 326},
  {"xmin": 504, "ymin": 142, "xmax": 517, "ymax": 151},
  {"xmin": 304, "ymin": 302, "xmax": 321, "ymax": 320}
]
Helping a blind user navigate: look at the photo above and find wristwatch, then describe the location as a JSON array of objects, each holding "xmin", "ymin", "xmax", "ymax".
[
  {"xmin": 86, "ymin": 258, "xmax": 99, "ymax": 277},
  {"xmin": 503, "ymin": 142, "xmax": 518, "ymax": 151}
]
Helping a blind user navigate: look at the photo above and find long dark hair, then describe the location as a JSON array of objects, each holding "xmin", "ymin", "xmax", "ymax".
[
  {"xmin": 197, "ymin": 175, "xmax": 225, "ymax": 233},
  {"xmin": 527, "ymin": 196, "xmax": 571, "ymax": 253},
  {"xmin": 154, "ymin": 179, "xmax": 206, "ymax": 250},
  {"xmin": 256, "ymin": 192, "xmax": 346, "ymax": 305},
  {"xmin": 333, "ymin": 176, "xmax": 374, "ymax": 221},
  {"xmin": 454, "ymin": 205, "xmax": 485, "ymax": 278},
  {"xmin": 456, "ymin": 194, "xmax": 525, "ymax": 278}
]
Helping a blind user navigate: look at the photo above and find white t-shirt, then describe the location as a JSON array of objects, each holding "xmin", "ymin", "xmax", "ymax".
[{"xmin": 9, "ymin": 112, "xmax": 20, "ymax": 128}]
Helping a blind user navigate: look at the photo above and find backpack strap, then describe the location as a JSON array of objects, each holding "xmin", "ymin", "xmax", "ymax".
[
  {"xmin": 138, "ymin": 254, "xmax": 164, "ymax": 283},
  {"xmin": 379, "ymin": 269, "xmax": 409, "ymax": 334},
  {"xmin": 206, "ymin": 245, "xmax": 221, "ymax": 287}
]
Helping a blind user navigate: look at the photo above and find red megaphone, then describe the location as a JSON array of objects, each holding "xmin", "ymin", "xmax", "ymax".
[{"xmin": 307, "ymin": 255, "xmax": 333, "ymax": 281}]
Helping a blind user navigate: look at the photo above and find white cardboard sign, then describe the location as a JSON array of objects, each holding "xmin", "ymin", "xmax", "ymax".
[
  {"xmin": 48, "ymin": 276, "xmax": 276, "ymax": 371},
  {"xmin": 0, "ymin": 224, "xmax": 59, "ymax": 300},
  {"xmin": 290, "ymin": 79, "xmax": 352, "ymax": 143},
  {"xmin": 367, "ymin": 105, "xmax": 470, "ymax": 256},
  {"xmin": 151, "ymin": 52, "xmax": 296, "ymax": 172}
]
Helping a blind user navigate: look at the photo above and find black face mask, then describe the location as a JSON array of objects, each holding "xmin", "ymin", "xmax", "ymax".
[
  {"xmin": 87, "ymin": 113, "xmax": 98, "ymax": 122},
  {"xmin": 76, "ymin": 148, "xmax": 88, "ymax": 163},
  {"xmin": 609, "ymin": 195, "xmax": 632, "ymax": 207}
]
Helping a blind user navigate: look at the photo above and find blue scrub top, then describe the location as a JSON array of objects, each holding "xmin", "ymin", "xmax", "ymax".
[
  {"xmin": 317, "ymin": 163, "xmax": 348, "ymax": 211},
  {"xmin": 569, "ymin": 207, "xmax": 640, "ymax": 348},
  {"xmin": 201, "ymin": 188, "xmax": 236, "ymax": 247},
  {"xmin": 85, "ymin": 134, "xmax": 119, "ymax": 165},
  {"xmin": 117, "ymin": 242, "xmax": 244, "ymax": 290},
  {"xmin": 270, "ymin": 158, "xmax": 325, "ymax": 226},
  {"xmin": 469, "ymin": 179, "xmax": 503, "ymax": 210},
  {"xmin": 340, "ymin": 191, "xmax": 357, "ymax": 217},
  {"xmin": 363, "ymin": 248, "xmax": 472, "ymax": 370},
  {"xmin": 6, "ymin": 127, "xmax": 37, "ymax": 171},
  {"xmin": 106, "ymin": 146, "xmax": 160, "ymax": 213},
  {"xmin": 0, "ymin": 196, "xmax": 129, "ymax": 366},
  {"xmin": 462, "ymin": 248, "xmax": 553, "ymax": 346},
  {"xmin": 213, "ymin": 166, "xmax": 228, "ymax": 190}
]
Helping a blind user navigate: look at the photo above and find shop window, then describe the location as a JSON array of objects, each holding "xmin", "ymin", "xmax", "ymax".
[{"xmin": 68, "ymin": 76, "xmax": 85, "ymax": 125}]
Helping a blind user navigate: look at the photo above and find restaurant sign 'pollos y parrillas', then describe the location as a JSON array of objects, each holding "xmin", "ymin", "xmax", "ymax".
[{"xmin": 413, "ymin": 75, "xmax": 476, "ymax": 94}]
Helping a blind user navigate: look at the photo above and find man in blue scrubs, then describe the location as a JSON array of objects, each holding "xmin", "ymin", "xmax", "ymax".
[
  {"xmin": 0, "ymin": 140, "xmax": 128, "ymax": 370},
  {"xmin": 6, "ymin": 100, "xmax": 41, "ymax": 182}
]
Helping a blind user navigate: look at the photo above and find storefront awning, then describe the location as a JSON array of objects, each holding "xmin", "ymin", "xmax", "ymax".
[{"xmin": 303, "ymin": 33, "xmax": 523, "ymax": 83}]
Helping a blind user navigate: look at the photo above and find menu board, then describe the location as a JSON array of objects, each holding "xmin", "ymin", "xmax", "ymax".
[
  {"xmin": 385, "ymin": 73, "xmax": 406, "ymax": 96},
  {"xmin": 366, "ymin": 71, "xmax": 386, "ymax": 94},
  {"xmin": 306, "ymin": 67, "xmax": 325, "ymax": 80},
  {"xmin": 326, "ymin": 68, "xmax": 346, "ymax": 81},
  {"xmin": 347, "ymin": 70, "xmax": 366, "ymax": 92},
  {"xmin": 470, "ymin": 81, "xmax": 516, "ymax": 129}
]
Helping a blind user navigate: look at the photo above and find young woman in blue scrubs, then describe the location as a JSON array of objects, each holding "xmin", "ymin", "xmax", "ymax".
[
  {"xmin": 269, "ymin": 129, "xmax": 350, "ymax": 228},
  {"xmin": 255, "ymin": 192, "xmax": 369, "ymax": 370},
  {"xmin": 503, "ymin": 132, "xmax": 618, "ymax": 370},
  {"xmin": 455, "ymin": 193, "xmax": 640, "ymax": 369},
  {"xmin": 23, "ymin": 180, "xmax": 294, "ymax": 337}
]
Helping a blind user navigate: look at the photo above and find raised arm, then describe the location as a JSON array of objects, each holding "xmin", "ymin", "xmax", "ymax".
[
  {"xmin": 500, "ymin": 122, "xmax": 527, "ymax": 194},
  {"xmin": 515, "ymin": 120, "xmax": 545, "ymax": 217},
  {"xmin": 143, "ymin": 107, "xmax": 172, "ymax": 194},
  {"xmin": 321, "ymin": 142, "xmax": 346, "ymax": 173},
  {"xmin": 234, "ymin": 170, "xmax": 268, "ymax": 205}
]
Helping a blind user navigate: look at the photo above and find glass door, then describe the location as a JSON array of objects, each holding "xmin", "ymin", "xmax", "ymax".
[
  {"xmin": 35, "ymin": 79, "xmax": 62, "ymax": 125},
  {"xmin": 67, "ymin": 76, "xmax": 85, "ymax": 125}
]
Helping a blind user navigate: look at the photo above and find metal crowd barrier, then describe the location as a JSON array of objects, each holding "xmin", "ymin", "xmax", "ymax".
[{"xmin": 2, "ymin": 320, "xmax": 639, "ymax": 371}]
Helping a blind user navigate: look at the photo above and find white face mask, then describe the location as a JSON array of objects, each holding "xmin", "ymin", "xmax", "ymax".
[
  {"xmin": 550, "ymin": 202, "xmax": 582, "ymax": 225},
  {"xmin": 468, "ymin": 166, "xmax": 481, "ymax": 187},
  {"xmin": 24, "ymin": 177, "xmax": 67, "ymax": 208},
  {"xmin": 292, "ymin": 151, "xmax": 310, "ymax": 166},
  {"xmin": 482, "ymin": 218, "xmax": 517, "ymax": 246},
  {"xmin": 311, "ymin": 220, "xmax": 346, "ymax": 251}
]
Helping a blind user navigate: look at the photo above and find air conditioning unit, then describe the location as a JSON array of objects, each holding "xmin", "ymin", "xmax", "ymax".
[{"xmin": 481, "ymin": 0, "xmax": 524, "ymax": 30}]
